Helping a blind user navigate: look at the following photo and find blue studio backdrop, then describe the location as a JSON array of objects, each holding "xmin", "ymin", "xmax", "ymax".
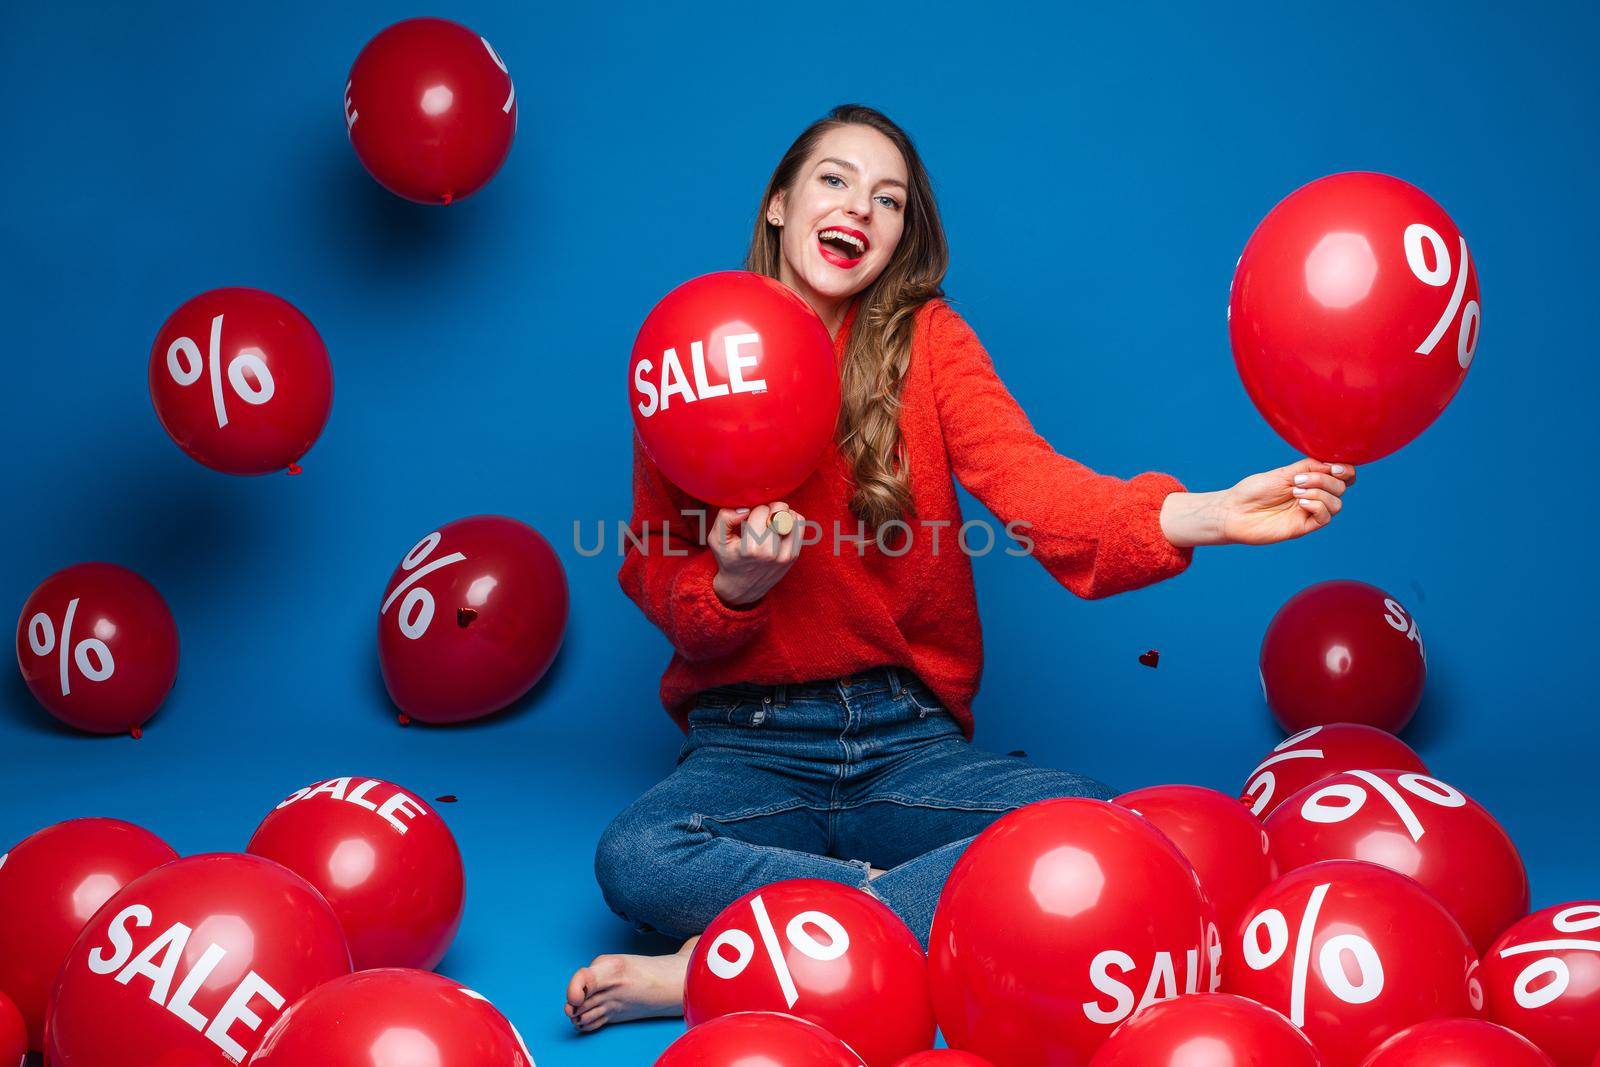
[{"xmin": 2, "ymin": 2, "xmax": 1595, "ymax": 1062}]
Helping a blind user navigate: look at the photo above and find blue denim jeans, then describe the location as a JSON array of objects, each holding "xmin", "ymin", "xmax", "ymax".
[{"xmin": 595, "ymin": 666, "xmax": 1113, "ymax": 948}]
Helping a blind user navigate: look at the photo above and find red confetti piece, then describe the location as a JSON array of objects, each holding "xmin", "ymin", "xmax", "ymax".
[
  {"xmin": 1138, "ymin": 649, "xmax": 1160, "ymax": 669},
  {"xmin": 435, "ymin": 795, "xmax": 458, "ymax": 803}
]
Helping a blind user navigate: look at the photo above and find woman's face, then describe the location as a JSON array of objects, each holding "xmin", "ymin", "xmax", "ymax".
[{"xmin": 770, "ymin": 124, "xmax": 909, "ymax": 311}]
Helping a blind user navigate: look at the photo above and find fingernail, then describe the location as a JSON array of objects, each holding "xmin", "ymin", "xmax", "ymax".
[
  {"xmin": 736, "ymin": 508, "xmax": 749, "ymax": 514},
  {"xmin": 1293, "ymin": 487, "xmax": 1308, "ymax": 497},
  {"xmin": 1331, "ymin": 464, "xmax": 1346, "ymax": 475},
  {"xmin": 1299, "ymin": 498, "xmax": 1317, "ymax": 508},
  {"xmin": 1293, "ymin": 474, "xmax": 1309, "ymax": 486}
]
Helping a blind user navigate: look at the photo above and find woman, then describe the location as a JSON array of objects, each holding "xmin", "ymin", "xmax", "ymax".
[{"xmin": 566, "ymin": 104, "xmax": 1354, "ymax": 1031}]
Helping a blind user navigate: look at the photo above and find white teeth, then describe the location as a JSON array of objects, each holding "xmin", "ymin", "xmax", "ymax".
[{"xmin": 818, "ymin": 229, "xmax": 865, "ymax": 253}]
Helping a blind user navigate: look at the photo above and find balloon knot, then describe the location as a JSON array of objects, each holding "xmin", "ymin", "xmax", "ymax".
[
  {"xmin": 397, "ymin": 713, "xmax": 412, "ymax": 727},
  {"xmin": 1138, "ymin": 649, "xmax": 1161, "ymax": 669},
  {"xmin": 457, "ymin": 607, "xmax": 478, "ymax": 628},
  {"xmin": 287, "ymin": 463, "xmax": 303, "ymax": 476},
  {"xmin": 130, "ymin": 726, "xmax": 143, "ymax": 740}
]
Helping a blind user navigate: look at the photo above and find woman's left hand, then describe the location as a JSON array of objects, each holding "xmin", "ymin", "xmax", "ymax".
[{"xmin": 1160, "ymin": 458, "xmax": 1357, "ymax": 547}]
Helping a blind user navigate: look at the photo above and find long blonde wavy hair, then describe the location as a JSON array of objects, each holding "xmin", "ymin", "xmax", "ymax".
[{"xmin": 745, "ymin": 104, "xmax": 950, "ymax": 529}]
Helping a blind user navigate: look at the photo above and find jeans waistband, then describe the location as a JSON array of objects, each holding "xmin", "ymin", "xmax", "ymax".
[{"xmin": 707, "ymin": 666, "xmax": 910, "ymax": 707}]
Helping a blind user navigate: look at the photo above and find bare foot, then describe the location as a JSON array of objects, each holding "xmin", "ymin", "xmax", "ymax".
[
  {"xmin": 869, "ymin": 867, "xmax": 887, "ymax": 879},
  {"xmin": 565, "ymin": 936, "xmax": 698, "ymax": 1033}
]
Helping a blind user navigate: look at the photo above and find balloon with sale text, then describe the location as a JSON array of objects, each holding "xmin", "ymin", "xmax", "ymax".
[
  {"xmin": 149, "ymin": 288, "xmax": 333, "ymax": 476},
  {"xmin": 378, "ymin": 515, "xmax": 568, "ymax": 723},
  {"xmin": 1231, "ymin": 171, "xmax": 1480, "ymax": 464},
  {"xmin": 686, "ymin": 879, "xmax": 934, "ymax": 1067},
  {"xmin": 1473, "ymin": 901, "xmax": 1600, "ymax": 1067},
  {"xmin": 15, "ymin": 563, "xmax": 179, "ymax": 734},
  {"xmin": 1240, "ymin": 724, "xmax": 1428, "ymax": 819},
  {"xmin": 47, "ymin": 853, "xmax": 351, "ymax": 1067},
  {"xmin": 630, "ymin": 271, "xmax": 840, "ymax": 506},
  {"xmin": 246, "ymin": 777, "xmax": 465, "ymax": 971}
]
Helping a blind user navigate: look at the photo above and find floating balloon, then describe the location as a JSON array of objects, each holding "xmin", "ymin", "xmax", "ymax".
[
  {"xmin": 1266, "ymin": 768, "xmax": 1527, "ymax": 952},
  {"xmin": 247, "ymin": 776, "xmax": 465, "ymax": 970},
  {"xmin": 1359, "ymin": 1018, "xmax": 1554, "ymax": 1067},
  {"xmin": 1474, "ymin": 901, "xmax": 1600, "ymax": 1066},
  {"xmin": 1230, "ymin": 171, "xmax": 1480, "ymax": 464},
  {"xmin": 345, "ymin": 17, "xmax": 517, "ymax": 204},
  {"xmin": 1087, "ymin": 993, "xmax": 1322, "ymax": 1067},
  {"xmin": 687, "ymin": 879, "xmax": 933, "ymax": 1067},
  {"xmin": 1240, "ymin": 723, "xmax": 1428, "ymax": 818},
  {"xmin": 378, "ymin": 515, "xmax": 568, "ymax": 723},
  {"xmin": 150, "ymin": 287, "xmax": 333, "ymax": 475},
  {"xmin": 1114, "ymin": 784, "xmax": 1274, "ymax": 936},
  {"xmin": 15, "ymin": 563, "xmax": 180, "ymax": 734},
  {"xmin": 1260, "ymin": 580, "xmax": 1427, "ymax": 734},
  {"xmin": 249, "ymin": 969, "xmax": 534, "ymax": 1066},
  {"xmin": 630, "ymin": 271, "xmax": 840, "ymax": 506},
  {"xmin": 1223, "ymin": 860, "xmax": 1474, "ymax": 1067},
  {"xmin": 0, "ymin": 818, "xmax": 177, "ymax": 1049},
  {"xmin": 929, "ymin": 799, "xmax": 1217, "ymax": 1067},
  {"xmin": 656, "ymin": 1011, "xmax": 866, "ymax": 1066},
  {"xmin": 47, "ymin": 853, "xmax": 350, "ymax": 1067},
  {"xmin": 0, "ymin": 990, "xmax": 25, "ymax": 1066}
]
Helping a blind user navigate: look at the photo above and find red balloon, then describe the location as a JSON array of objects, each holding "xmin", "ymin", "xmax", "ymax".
[
  {"xmin": 15, "ymin": 563, "xmax": 179, "ymax": 734},
  {"xmin": 929, "ymin": 799, "xmax": 1217, "ymax": 1067},
  {"xmin": 47, "ymin": 853, "xmax": 351, "ymax": 1067},
  {"xmin": 149, "ymin": 287, "xmax": 333, "ymax": 476},
  {"xmin": 1222, "ymin": 860, "xmax": 1475, "ymax": 1067},
  {"xmin": 1265, "ymin": 768, "xmax": 1527, "ymax": 953},
  {"xmin": 656, "ymin": 1012, "xmax": 866, "ymax": 1066},
  {"xmin": 1260, "ymin": 580, "xmax": 1427, "ymax": 734},
  {"xmin": 0, "ymin": 818, "xmax": 177, "ymax": 1049},
  {"xmin": 1241, "ymin": 724, "xmax": 1428, "ymax": 819},
  {"xmin": 687, "ymin": 879, "xmax": 933, "ymax": 1066},
  {"xmin": 1230, "ymin": 171, "xmax": 1480, "ymax": 464},
  {"xmin": 893, "ymin": 1054, "xmax": 994, "ymax": 1066},
  {"xmin": 630, "ymin": 271, "xmax": 841, "ymax": 506},
  {"xmin": 378, "ymin": 515, "xmax": 568, "ymax": 723},
  {"xmin": 246, "ymin": 777, "xmax": 465, "ymax": 971},
  {"xmin": 1114, "ymin": 784, "xmax": 1275, "ymax": 935},
  {"xmin": 345, "ymin": 18, "xmax": 516, "ymax": 204},
  {"xmin": 248, "ymin": 969, "xmax": 534, "ymax": 1066},
  {"xmin": 1, "ymin": 989, "xmax": 27, "ymax": 1066},
  {"xmin": 1359, "ymin": 1019, "xmax": 1555, "ymax": 1067},
  {"xmin": 1088, "ymin": 993, "xmax": 1323, "ymax": 1067},
  {"xmin": 1474, "ymin": 901, "xmax": 1600, "ymax": 1066}
]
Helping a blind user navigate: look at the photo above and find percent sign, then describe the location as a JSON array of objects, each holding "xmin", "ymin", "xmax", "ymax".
[
  {"xmin": 1404, "ymin": 222, "xmax": 1480, "ymax": 369},
  {"xmin": 1243, "ymin": 727, "xmax": 1327, "ymax": 816},
  {"xmin": 1499, "ymin": 905, "xmax": 1600, "ymax": 1010},
  {"xmin": 705, "ymin": 894, "xmax": 850, "ymax": 1009},
  {"xmin": 26, "ymin": 598, "xmax": 114, "ymax": 696},
  {"xmin": 382, "ymin": 532, "xmax": 466, "ymax": 640},
  {"xmin": 165, "ymin": 313, "xmax": 276, "ymax": 428},
  {"xmin": 1244, "ymin": 882, "xmax": 1384, "ymax": 1027},
  {"xmin": 480, "ymin": 37, "xmax": 515, "ymax": 113},
  {"xmin": 1300, "ymin": 769, "xmax": 1466, "ymax": 843}
]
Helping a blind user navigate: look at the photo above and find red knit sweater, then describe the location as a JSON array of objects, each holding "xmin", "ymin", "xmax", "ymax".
[{"xmin": 619, "ymin": 297, "xmax": 1193, "ymax": 738}]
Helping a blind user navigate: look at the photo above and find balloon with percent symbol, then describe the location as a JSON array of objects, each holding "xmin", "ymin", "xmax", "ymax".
[
  {"xmin": 1230, "ymin": 171, "xmax": 1480, "ymax": 464},
  {"xmin": 47, "ymin": 853, "xmax": 351, "ymax": 1067},
  {"xmin": 1359, "ymin": 1018, "xmax": 1554, "ymax": 1067},
  {"xmin": 345, "ymin": 18, "xmax": 516, "ymax": 204},
  {"xmin": 1087, "ymin": 993, "xmax": 1324, "ymax": 1067},
  {"xmin": 0, "ymin": 990, "xmax": 22, "ymax": 1067},
  {"xmin": 1241, "ymin": 724, "xmax": 1428, "ymax": 819},
  {"xmin": 1266, "ymin": 768, "xmax": 1527, "ymax": 953},
  {"xmin": 1222, "ymin": 860, "xmax": 1475, "ymax": 1067},
  {"xmin": 656, "ymin": 1011, "xmax": 867, "ymax": 1067},
  {"xmin": 149, "ymin": 288, "xmax": 333, "ymax": 475},
  {"xmin": 929, "ymin": 798, "xmax": 1217, "ymax": 1067},
  {"xmin": 630, "ymin": 271, "xmax": 840, "ymax": 507},
  {"xmin": 893, "ymin": 1054, "xmax": 995, "ymax": 1066},
  {"xmin": 0, "ymin": 818, "xmax": 178, "ymax": 1050},
  {"xmin": 1473, "ymin": 901, "xmax": 1600, "ymax": 1066},
  {"xmin": 687, "ymin": 879, "xmax": 934, "ymax": 1067},
  {"xmin": 246, "ymin": 776, "xmax": 465, "ymax": 971},
  {"xmin": 1260, "ymin": 580, "xmax": 1427, "ymax": 735},
  {"xmin": 247, "ymin": 969, "xmax": 535, "ymax": 1067},
  {"xmin": 378, "ymin": 515, "xmax": 568, "ymax": 724},
  {"xmin": 1114, "ymin": 784, "xmax": 1275, "ymax": 936},
  {"xmin": 15, "ymin": 563, "xmax": 179, "ymax": 734}
]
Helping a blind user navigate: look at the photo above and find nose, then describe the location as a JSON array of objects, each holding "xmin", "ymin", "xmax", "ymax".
[{"xmin": 846, "ymin": 189, "xmax": 872, "ymax": 221}]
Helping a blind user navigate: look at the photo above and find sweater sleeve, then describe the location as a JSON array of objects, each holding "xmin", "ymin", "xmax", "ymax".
[
  {"xmin": 617, "ymin": 436, "xmax": 772, "ymax": 661},
  {"xmin": 924, "ymin": 301, "xmax": 1193, "ymax": 599}
]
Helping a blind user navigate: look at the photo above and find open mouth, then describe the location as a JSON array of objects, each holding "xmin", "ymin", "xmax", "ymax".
[{"xmin": 817, "ymin": 227, "xmax": 868, "ymax": 266}]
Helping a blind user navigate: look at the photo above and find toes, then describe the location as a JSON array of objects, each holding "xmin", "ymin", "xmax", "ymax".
[
  {"xmin": 566, "ymin": 966, "xmax": 592, "ymax": 1008},
  {"xmin": 588, "ymin": 954, "xmax": 627, "ymax": 988},
  {"xmin": 577, "ymin": 1003, "xmax": 612, "ymax": 1032}
]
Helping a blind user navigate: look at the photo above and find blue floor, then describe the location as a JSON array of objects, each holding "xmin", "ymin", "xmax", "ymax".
[{"xmin": 3, "ymin": 3, "xmax": 1596, "ymax": 1063}]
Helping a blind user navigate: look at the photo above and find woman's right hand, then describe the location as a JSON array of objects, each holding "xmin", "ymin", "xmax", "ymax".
[{"xmin": 709, "ymin": 501, "xmax": 805, "ymax": 607}]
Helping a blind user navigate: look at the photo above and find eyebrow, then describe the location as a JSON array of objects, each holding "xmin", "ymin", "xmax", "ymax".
[{"xmin": 817, "ymin": 157, "xmax": 908, "ymax": 191}]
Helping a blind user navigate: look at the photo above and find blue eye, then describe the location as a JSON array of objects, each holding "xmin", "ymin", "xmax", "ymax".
[
  {"xmin": 877, "ymin": 195, "xmax": 901, "ymax": 209},
  {"xmin": 823, "ymin": 174, "xmax": 845, "ymax": 187}
]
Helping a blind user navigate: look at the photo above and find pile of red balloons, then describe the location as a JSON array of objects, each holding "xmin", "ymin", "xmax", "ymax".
[{"xmin": 0, "ymin": 776, "xmax": 527, "ymax": 1065}]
